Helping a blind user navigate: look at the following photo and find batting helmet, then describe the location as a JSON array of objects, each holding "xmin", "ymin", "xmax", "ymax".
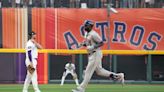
[{"xmin": 84, "ymin": 20, "xmax": 94, "ymax": 26}]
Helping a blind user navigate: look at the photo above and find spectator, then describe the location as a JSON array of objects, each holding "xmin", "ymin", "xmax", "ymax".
[
  {"xmin": 100, "ymin": 0, "xmax": 107, "ymax": 8},
  {"xmin": 45, "ymin": 0, "xmax": 54, "ymax": 7},
  {"xmin": 120, "ymin": 0, "xmax": 128, "ymax": 8},
  {"xmin": 15, "ymin": 0, "xmax": 21, "ymax": 7},
  {"xmin": 76, "ymin": 0, "xmax": 80, "ymax": 8},
  {"xmin": 42, "ymin": 0, "xmax": 46, "ymax": 7},
  {"xmin": 154, "ymin": 0, "xmax": 163, "ymax": 8},
  {"xmin": 70, "ymin": 0, "xmax": 75, "ymax": 8},
  {"xmin": 2, "ymin": 0, "xmax": 10, "ymax": 7},
  {"xmin": 23, "ymin": 0, "xmax": 28, "ymax": 7},
  {"xmin": 50, "ymin": 0, "xmax": 54, "ymax": 7},
  {"xmin": 127, "ymin": 0, "xmax": 133, "ymax": 8},
  {"xmin": 33, "ymin": 0, "xmax": 42, "ymax": 7},
  {"xmin": 88, "ymin": 0, "xmax": 99, "ymax": 8},
  {"xmin": 53, "ymin": 0, "xmax": 70, "ymax": 8},
  {"xmin": 115, "ymin": 0, "xmax": 119, "ymax": 8},
  {"xmin": 70, "ymin": 0, "xmax": 80, "ymax": 8},
  {"xmin": 53, "ymin": 0, "xmax": 60, "ymax": 7},
  {"xmin": 28, "ymin": 0, "xmax": 33, "ymax": 7},
  {"xmin": 133, "ymin": 0, "xmax": 139, "ymax": 8},
  {"xmin": 139, "ymin": 0, "xmax": 145, "ymax": 8},
  {"xmin": 80, "ymin": 0, "xmax": 88, "ymax": 7},
  {"xmin": 9, "ymin": 0, "xmax": 12, "ymax": 7},
  {"xmin": 145, "ymin": 0, "xmax": 150, "ymax": 8},
  {"xmin": 45, "ymin": 0, "xmax": 50, "ymax": 7},
  {"xmin": 149, "ymin": 0, "xmax": 154, "ymax": 8}
]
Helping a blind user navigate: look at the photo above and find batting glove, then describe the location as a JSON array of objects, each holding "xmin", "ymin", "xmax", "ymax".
[{"xmin": 87, "ymin": 45, "xmax": 94, "ymax": 51}]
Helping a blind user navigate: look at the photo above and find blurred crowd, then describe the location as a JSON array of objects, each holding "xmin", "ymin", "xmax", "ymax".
[
  {"xmin": 0, "ymin": 0, "xmax": 163, "ymax": 8},
  {"xmin": 112, "ymin": 0, "xmax": 164, "ymax": 8}
]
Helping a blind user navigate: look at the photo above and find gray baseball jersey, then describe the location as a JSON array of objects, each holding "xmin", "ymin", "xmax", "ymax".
[{"xmin": 85, "ymin": 30, "xmax": 102, "ymax": 54}]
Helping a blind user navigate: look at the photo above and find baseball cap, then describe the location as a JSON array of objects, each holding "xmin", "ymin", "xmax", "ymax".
[{"xmin": 28, "ymin": 31, "xmax": 36, "ymax": 36}]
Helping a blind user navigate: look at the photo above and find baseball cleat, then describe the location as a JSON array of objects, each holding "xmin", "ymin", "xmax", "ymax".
[
  {"xmin": 117, "ymin": 73, "xmax": 125, "ymax": 86},
  {"xmin": 22, "ymin": 90, "xmax": 28, "ymax": 92},
  {"xmin": 72, "ymin": 87, "xmax": 85, "ymax": 92},
  {"xmin": 35, "ymin": 90, "xmax": 41, "ymax": 92},
  {"xmin": 110, "ymin": 73, "xmax": 125, "ymax": 86}
]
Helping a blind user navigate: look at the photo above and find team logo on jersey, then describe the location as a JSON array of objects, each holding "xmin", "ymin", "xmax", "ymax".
[{"xmin": 28, "ymin": 46, "xmax": 32, "ymax": 49}]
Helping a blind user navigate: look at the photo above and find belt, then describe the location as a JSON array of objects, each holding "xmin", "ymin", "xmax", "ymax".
[{"xmin": 88, "ymin": 51, "xmax": 96, "ymax": 55}]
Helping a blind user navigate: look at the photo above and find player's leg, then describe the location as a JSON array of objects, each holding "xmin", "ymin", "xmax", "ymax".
[
  {"xmin": 110, "ymin": 73, "xmax": 125, "ymax": 85},
  {"xmin": 22, "ymin": 71, "xmax": 32, "ymax": 92},
  {"xmin": 72, "ymin": 54, "xmax": 99, "ymax": 92},
  {"xmin": 71, "ymin": 72, "xmax": 79, "ymax": 86},
  {"xmin": 31, "ymin": 70, "xmax": 41, "ymax": 92},
  {"xmin": 61, "ymin": 71, "xmax": 68, "ymax": 85},
  {"xmin": 79, "ymin": 55, "xmax": 98, "ymax": 89},
  {"xmin": 95, "ymin": 58, "xmax": 113, "ymax": 77},
  {"xmin": 95, "ymin": 56, "xmax": 125, "ymax": 85},
  {"xmin": 82, "ymin": 70, "xmax": 85, "ymax": 79}
]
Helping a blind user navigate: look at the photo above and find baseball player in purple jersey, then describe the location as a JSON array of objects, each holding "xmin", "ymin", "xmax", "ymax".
[{"xmin": 23, "ymin": 31, "xmax": 43, "ymax": 92}]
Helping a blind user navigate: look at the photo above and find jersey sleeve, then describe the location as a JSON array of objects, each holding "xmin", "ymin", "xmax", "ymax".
[
  {"xmin": 65, "ymin": 64, "xmax": 68, "ymax": 69},
  {"xmin": 26, "ymin": 43, "xmax": 33, "ymax": 51},
  {"xmin": 26, "ymin": 42, "xmax": 33, "ymax": 62},
  {"xmin": 72, "ymin": 64, "xmax": 75, "ymax": 70}
]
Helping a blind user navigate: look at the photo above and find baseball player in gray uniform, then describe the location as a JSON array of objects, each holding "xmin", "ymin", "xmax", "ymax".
[{"xmin": 72, "ymin": 20, "xmax": 125, "ymax": 92}]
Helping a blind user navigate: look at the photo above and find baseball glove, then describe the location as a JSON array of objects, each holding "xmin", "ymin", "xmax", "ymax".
[{"xmin": 27, "ymin": 64, "xmax": 35, "ymax": 74}]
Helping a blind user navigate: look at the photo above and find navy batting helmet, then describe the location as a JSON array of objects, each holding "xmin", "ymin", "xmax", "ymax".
[{"xmin": 84, "ymin": 20, "xmax": 94, "ymax": 26}]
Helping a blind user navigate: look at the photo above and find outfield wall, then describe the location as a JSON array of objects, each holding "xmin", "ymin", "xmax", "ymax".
[{"xmin": 0, "ymin": 50, "xmax": 164, "ymax": 84}]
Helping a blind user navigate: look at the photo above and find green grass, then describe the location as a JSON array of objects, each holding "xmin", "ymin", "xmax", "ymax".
[{"xmin": 0, "ymin": 84, "xmax": 164, "ymax": 92}]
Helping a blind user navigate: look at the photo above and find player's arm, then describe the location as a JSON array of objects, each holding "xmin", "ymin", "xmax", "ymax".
[
  {"xmin": 28, "ymin": 50, "xmax": 32, "ymax": 63},
  {"xmin": 92, "ymin": 33, "xmax": 104, "ymax": 48},
  {"xmin": 27, "ymin": 46, "xmax": 35, "ymax": 74},
  {"xmin": 93, "ymin": 41, "xmax": 104, "ymax": 49},
  {"xmin": 35, "ymin": 42, "xmax": 43, "ymax": 49},
  {"xmin": 65, "ymin": 64, "xmax": 68, "ymax": 70},
  {"xmin": 73, "ymin": 65, "xmax": 76, "ymax": 73},
  {"xmin": 78, "ymin": 32, "xmax": 89, "ymax": 47},
  {"xmin": 87, "ymin": 33, "xmax": 104, "ymax": 51},
  {"xmin": 73, "ymin": 64, "xmax": 76, "ymax": 70},
  {"xmin": 78, "ymin": 41, "xmax": 87, "ymax": 47},
  {"xmin": 31, "ymin": 39, "xmax": 43, "ymax": 49},
  {"xmin": 27, "ymin": 46, "xmax": 33, "ymax": 63}
]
